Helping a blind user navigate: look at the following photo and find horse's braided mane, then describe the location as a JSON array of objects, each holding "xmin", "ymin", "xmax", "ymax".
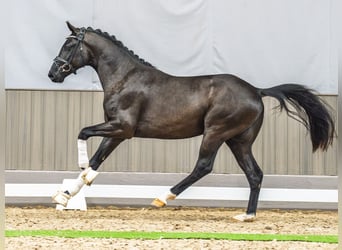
[{"xmin": 86, "ymin": 27, "xmax": 154, "ymax": 68}]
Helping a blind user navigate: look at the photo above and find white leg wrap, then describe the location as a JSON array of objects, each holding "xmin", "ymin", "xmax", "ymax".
[
  {"xmin": 52, "ymin": 191, "xmax": 71, "ymax": 207},
  {"xmin": 159, "ymin": 191, "xmax": 177, "ymax": 204},
  {"xmin": 52, "ymin": 167, "xmax": 98, "ymax": 207},
  {"xmin": 81, "ymin": 167, "xmax": 99, "ymax": 186},
  {"xmin": 233, "ymin": 213, "xmax": 256, "ymax": 222},
  {"xmin": 66, "ymin": 168, "xmax": 98, "ymax": 196},
  {"xmin": 151, "ymin": 190, "xmax": 177, "ymax": 207},
  {"xmin": 68, "ymin": 172, "xmax": 86, "ymax": 196},
  {"xmin": 78, "ymin": 139, "xmax": 89, "ymax": 169}
]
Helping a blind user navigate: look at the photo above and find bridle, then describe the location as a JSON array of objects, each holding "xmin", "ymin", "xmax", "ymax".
[{"xmin": 53, "ymin": 27, "xmax": 86, "ymax": 74}]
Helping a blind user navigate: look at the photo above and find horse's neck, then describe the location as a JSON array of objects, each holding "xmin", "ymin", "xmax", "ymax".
[
  {"xmin": 97, "ymin": 63, "xmax": 136, "ymax": 91},
  {"xmin": 89, "ymin": 41, "xmax": 136, "ymax": 91}
]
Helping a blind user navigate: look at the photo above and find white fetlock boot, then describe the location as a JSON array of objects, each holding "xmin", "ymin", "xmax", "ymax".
[
  {"xmin": 52, "ymin": 167, "xmax": 99, "ymax": 207},
  {"xmin": 233, "ymin": 213, "xmax": 256, "ymax": 222},
  {"xmin": 52, "ymin": 191, "xmax": 71, "ymax": 207},
  {"xmin": 151, "ymin": 191, "xmax": 177, "ymax": 207},
  {"xmin": 81, "ymin": 167, "xmax": 99, "ymax": 186}
]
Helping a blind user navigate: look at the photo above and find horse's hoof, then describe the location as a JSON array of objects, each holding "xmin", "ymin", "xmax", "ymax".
[
  {"xmin": 233, "ymin": 213, "xmax": 256, "ymax": 222},
  {"xmin": 151, "ymin": 192, "xmax": 177, "ymax": 208},
  {"xmin": 151, "ymin": 198, "xmax": 166, "ymax": 208},
  {"xmin": 52, "ymin": 191, "xmax": 71, "ymax": 207}
]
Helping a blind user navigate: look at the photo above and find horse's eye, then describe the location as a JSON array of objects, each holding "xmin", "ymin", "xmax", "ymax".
[{"xmin": 65, "ymin": 43, "xmax": 74, "ymax": 49}]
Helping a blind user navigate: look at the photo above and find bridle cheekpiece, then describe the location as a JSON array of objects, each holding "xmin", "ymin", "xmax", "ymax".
[{"xmin": 53, "ymin": 27, "xmax": 86, "ymax": 74}]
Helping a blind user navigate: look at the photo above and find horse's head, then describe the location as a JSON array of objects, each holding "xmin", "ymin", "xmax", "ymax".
[{"xmin": 48, "ymin": 22, "xmax": 91, "ymax": 83}]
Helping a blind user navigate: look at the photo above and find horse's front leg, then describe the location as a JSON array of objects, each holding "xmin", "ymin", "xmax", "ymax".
[
  {"xmin": 52, "ymin": 121, "xmax": 130, "ymax": 207},
  {"xmin": 78, "ymin": 120, "xmax": 135, "ymax": 140},
  {"xmin": 75, "ymin": 120, "xmax": 134, "ymax": 184},
  {"xmin": 77, "ymin": 137, "xmax": 124, "ymax": 185}
]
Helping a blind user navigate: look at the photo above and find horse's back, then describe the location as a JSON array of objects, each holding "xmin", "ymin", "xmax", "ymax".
[{"xmin": 135, "ymin": 72, "xmax": 263, "ymax": 139}]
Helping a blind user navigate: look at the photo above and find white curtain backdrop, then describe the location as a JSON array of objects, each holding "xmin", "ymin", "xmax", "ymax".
[{"xmin": 5, "ymin": 0, "xmax": 337, "ymax": 93}]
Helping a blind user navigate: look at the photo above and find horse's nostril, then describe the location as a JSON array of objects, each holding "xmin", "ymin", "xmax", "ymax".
[{"xmin": 48, "ymin": 72, "xmax": 54, "ymax": 79}]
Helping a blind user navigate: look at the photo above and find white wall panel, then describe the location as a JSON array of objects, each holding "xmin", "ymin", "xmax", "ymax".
[{"xmin": 5, "ymin": 0, "xmax": 337, "ymax": 93}]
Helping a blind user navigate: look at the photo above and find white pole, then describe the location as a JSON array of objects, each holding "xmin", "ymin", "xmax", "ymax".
[
  {"xmin": 332, "ymin": 0, "xmax": 342, "ymax": 248},
  {"xmin": 0, "ymin": 5, "xmax": 5, "ymax": 249}
]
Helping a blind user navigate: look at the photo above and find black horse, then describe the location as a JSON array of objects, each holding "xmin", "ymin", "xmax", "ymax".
[{"xmin": 49, "ymin": 22, "xmax": 334, "ymax": 221}]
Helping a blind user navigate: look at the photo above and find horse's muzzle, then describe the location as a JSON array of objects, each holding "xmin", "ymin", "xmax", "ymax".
[{"xmin": 48, "ymin": 71, "xmax": 64, "ymax": 83}]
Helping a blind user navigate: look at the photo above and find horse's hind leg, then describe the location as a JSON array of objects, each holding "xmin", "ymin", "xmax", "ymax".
[
  {"xmin": 226, "ymin": 119, "xmax": 263, "ymax": 222},
  {"xmin": 152, "ymin": 133, "xmax": 223, "ymax": 207}
]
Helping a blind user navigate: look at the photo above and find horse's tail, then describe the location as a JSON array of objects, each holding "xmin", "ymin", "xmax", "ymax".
[{"xmin": 258, "ymin": 84, "xmax": 335, "ymax": 152}]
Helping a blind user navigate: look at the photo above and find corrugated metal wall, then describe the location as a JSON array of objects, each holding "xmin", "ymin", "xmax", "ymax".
[{"xmin": 5, "ymin": 90, "xmax": 337, "ymax": 175}]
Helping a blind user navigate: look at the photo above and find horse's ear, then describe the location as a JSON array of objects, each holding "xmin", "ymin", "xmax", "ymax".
[{"xmin": 66, "ymin": 21, "xmax": 78, "ymax": 34}]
